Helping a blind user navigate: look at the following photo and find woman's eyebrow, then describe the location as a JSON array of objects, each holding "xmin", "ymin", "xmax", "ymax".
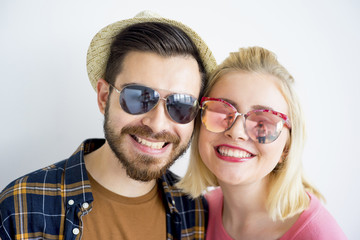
[
  {"xmin": 221, "ymin": 99, "xmax": 274, "ymax": 112},
  {"xmin": 221, "ymin": 98, "xmax": 239, "ymax": 109},
  {"xmin": 251, "ymin": 105, "xmax": 274, "ymax": 111}
]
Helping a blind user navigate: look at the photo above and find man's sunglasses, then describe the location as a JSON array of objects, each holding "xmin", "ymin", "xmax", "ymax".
[
  {"xmin": 200, "ymin": 97, "xmax": 291, "ymax": 144},
  {"xmin": 109, "ymin": 83, "xmax": 199, "ymax": 124}
]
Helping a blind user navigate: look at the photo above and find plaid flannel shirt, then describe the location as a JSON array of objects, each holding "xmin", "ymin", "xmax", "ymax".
[{"xmin": 0, "ymin": 139, "xmax": 208, "ymax": 240}]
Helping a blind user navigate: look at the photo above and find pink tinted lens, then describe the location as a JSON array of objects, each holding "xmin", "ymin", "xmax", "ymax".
[
  {"xmin": 201, "ymin": 101, "xmax": 236, "ymax": 133},
  {"xmin": 246, "ymin": 111, "xmax": 285, "ymax": 143}
]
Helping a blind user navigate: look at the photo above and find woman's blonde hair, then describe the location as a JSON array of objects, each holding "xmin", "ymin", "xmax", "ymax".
[{"xmin": 177, "ymin": 46, "xmax": 323, "ymax": 221}]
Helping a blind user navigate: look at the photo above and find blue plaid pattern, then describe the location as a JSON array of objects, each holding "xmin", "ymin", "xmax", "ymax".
[{"xmin": 0, "ymin": 139, "xmax": 208, "ymax": 240}]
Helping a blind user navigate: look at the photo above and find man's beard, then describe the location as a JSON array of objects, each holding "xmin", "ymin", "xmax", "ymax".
[{"xmin": 103, "ymin": 105, "xmax": 191, "ymax": 182}]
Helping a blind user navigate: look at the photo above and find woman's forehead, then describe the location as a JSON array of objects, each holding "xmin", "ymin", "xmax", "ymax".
[{"xmin": 209, "ymin": 71, "xmax": 288, "ymax": 114}]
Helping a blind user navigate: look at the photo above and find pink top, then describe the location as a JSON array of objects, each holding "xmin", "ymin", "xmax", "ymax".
[{"xmin": 205, "ymin": 188, "xmax": 347, "ymax": 240}]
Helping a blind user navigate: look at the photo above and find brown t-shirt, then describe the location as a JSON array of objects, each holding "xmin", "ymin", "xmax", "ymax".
[{"xmin": 81, "ymin": 173, "xmax": 166, "ymax": 240}]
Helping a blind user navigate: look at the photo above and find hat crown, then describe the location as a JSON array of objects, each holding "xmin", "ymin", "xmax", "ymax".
[
  {"xmin": 134, "ymin": 10, "xmax": 161, "ymax": 19},
  {"xmin": 86, "ymin": 10, "xmax": 217, "ymax": 91}
]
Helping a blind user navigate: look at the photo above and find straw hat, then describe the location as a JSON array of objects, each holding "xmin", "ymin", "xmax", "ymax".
[{"xmin": 86, "ymin": 10, "xmax": 217, "ymax": 90}]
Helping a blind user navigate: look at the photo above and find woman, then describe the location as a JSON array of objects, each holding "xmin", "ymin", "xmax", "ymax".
[{"xmin": 178, "ymin": 47, "xmax": 346, "ymax": 239}]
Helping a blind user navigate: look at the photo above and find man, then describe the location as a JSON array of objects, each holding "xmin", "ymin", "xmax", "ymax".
[{"xmin": 0, "ymin": 11, "xmax": 216, "ymax": 240}]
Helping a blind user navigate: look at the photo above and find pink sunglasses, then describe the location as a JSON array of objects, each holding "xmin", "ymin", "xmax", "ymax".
[{"xmin": 200, "ymin": 97, "xmax": 291, "ymax": 144}]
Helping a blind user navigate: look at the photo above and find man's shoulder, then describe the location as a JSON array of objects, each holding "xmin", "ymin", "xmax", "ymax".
[
  {"xmin": 161, "ymin": 170, "xmax": 208, "ymax": 209},
  {"xmin": 160, "ymin": 170, "xmax": 188, "ymax": 196},
  {"xmin": 161, "ymin": 171, "xmax": 208, "ymax": 239},
  {"xmin": 0, "ymin": 138, "xmax": 102, "ymax": 203},
  {"xmin": 162, "ymin": 170, "xmax": 181, "ymax": 185},
  {"xmin": 0, "ymin": 159, "xmax": 67, "ymax": 204},
  {"xmin": 0, "ymin": 159, "xmax": 76, "ymax": 240},
  {"xmin": 0, "ymin": 159, "xmax": 69, "ymax": 239}
]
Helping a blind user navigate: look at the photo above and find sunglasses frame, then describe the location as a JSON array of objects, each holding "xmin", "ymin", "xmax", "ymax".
[
  {"xmin": 200, "ymin": 97, "xmax": 291, "ymax": 137},
  {"xmin": 108, "ymin": 83, "xmax": 200, "ymax": 124}
]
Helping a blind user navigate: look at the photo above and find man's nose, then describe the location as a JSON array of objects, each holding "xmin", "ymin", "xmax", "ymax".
[{"xmin": 141, "ymin": 99, "xmax": 172, "ymax": 133}]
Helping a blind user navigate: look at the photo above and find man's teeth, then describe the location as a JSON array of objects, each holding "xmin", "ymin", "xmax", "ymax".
[
  {"xmin": 218, "ymin": 146, "xmax": 252, "ymax": 158},
  {"xmin": 136, "ymin": 136, "xmax": 165, "ymax": 149}
]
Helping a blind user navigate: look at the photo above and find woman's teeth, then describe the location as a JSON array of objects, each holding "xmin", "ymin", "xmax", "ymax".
[{"xmin": 218, "ymin": 146, "xmax": 252, "ymax": 158}]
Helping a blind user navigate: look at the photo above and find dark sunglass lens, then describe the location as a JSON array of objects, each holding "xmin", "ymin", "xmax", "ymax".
[
  {"xmin": 120, "ymin": 85, "xmax": 159, "ymax": 114},
  {"xmin": 166, "ymin": 94, "xmax": 199, "ymax": 124}
]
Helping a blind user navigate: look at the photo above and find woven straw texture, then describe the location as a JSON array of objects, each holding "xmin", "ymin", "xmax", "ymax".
[{"xmin": 86, "ymin": 11, "xmax": 217, "ymax": 90}]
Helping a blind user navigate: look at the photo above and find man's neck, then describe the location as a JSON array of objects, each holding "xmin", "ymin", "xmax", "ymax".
[{"xmin": 84, "ymin": 141, "xmax": 156, "ymax": 197}]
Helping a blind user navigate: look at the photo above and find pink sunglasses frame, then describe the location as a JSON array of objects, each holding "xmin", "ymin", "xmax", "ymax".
[{"xmin": 200, "ymin": 97, "xmax": 291, "ymax": 129}]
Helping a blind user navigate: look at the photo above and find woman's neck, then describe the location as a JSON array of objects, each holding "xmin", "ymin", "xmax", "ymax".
[
  {"xmin": 219, "ymin": 178, "xmax": 295, "ymax": 240},
  {"xmin": 220, "ymin": 178, "xmax": 269, "ymax": 224}
]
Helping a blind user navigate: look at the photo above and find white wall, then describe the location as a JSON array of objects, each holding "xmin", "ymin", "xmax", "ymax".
[{"xmin": 1, "ymin": 0, "xmax": 359, "ymax": 238}]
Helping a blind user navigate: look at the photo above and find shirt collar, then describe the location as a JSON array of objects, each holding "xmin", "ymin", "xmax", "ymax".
[
  {"xmin": 63, "ymin": 139, "xmax": 105, "ymax": 206},
  {"xmin": 159, "ymin": 171, "xmax": 181, "ymax": 215}
]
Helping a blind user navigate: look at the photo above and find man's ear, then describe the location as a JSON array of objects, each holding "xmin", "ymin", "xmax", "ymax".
[{"xmin": 97, "ymin": 79, "xmax": 110, "ymax": 115}]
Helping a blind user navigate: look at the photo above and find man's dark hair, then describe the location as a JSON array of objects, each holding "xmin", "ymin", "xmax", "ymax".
[{"xmin": 105, "ymin": 22, "xmax": 206, "ymax": 96}]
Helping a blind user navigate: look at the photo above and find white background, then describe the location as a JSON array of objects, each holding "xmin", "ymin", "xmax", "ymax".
[{"xmin": 1, "ymin": 0, "xmax": 359, "ymax": 238}]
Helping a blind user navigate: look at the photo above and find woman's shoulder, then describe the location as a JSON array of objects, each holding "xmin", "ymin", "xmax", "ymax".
[
  {"xmin": 204, "ymin": 188, "xmax": 234, "ymax": 240},
  {"xmin": 204, "ymin": 187, "xmax": 224, "ymax": 217},
  {"xmin": 281, "ymin": 193, "xmax": 347, "ymax": 240},
  {"xmin": 205, "ymin": 187, "xmax": 223, "ymax": 204}
]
